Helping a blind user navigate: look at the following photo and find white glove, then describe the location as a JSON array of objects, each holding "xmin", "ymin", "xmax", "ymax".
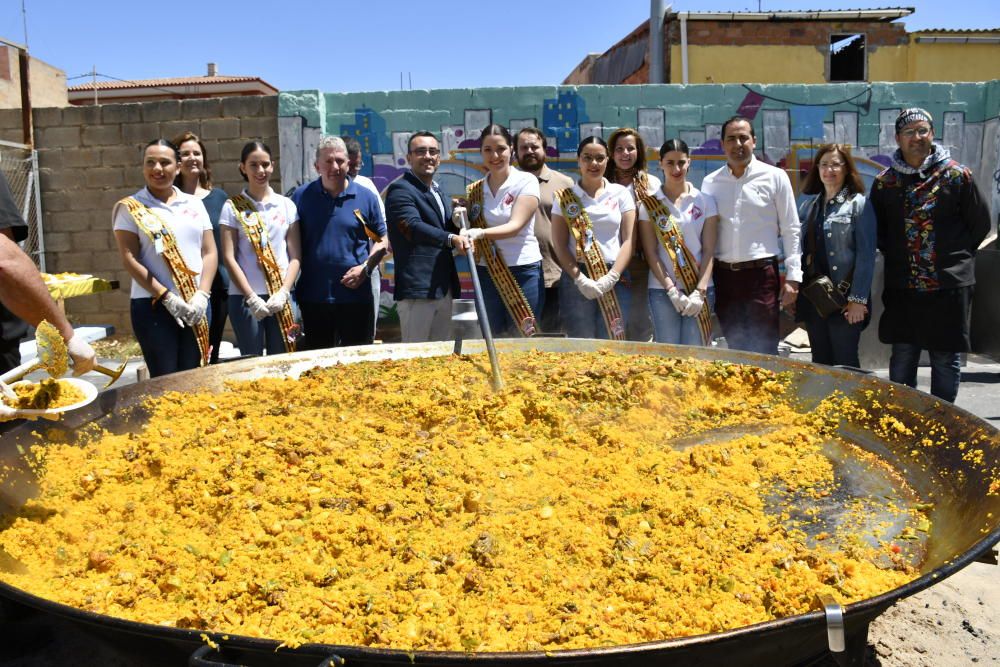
[
  {"xmin": 666, "ymin": 286, "xmax": 689, "ymax": 314},
  {"xmin": 265, "ymin": 288, "xmax": 289, "ymax": 315},
  {"xmin": 67, "ymin": 335, "xmax": 97, "ymax": 375},
  {"xmin": 574, "ymin": 273, "xmax": 603, "ymax": 300},
  {"xmin": 451, "ymin": 206, "xmax": 468, "ymax": 227},
  {"xmin": 162, "ymin": 292, "xmax": 194, "ymax": 328},
  {"xmin": 0, "ymin": 400, "xmax": 17, "ymax": 422},
  {"xmin": 245, "ymin": 294, "xmax": 270, "ymax": 321},
  {"xmin": 594, "ymin": 269, "xmax": 620, "ymax": 295},
  {"xmin": 186, "ymin": 290, "xmax": 210, "ymax": 325},
  {"xmin": 459, "ymin": 227, "xmax": 486, "ymax": 242},
  {"xmin": 681, "ymin": 289, "xmax": 705, "ymax": 317}
]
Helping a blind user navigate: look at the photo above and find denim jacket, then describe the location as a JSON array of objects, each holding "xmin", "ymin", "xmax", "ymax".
[{"xmin": 798, "ymin": 190, "xmax": 876, "ymax": 305}]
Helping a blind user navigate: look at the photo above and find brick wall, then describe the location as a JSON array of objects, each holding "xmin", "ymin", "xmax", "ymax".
[
  {"xmin": 1, "ymin": 96, "xmax": 279, "ymax": 334},
  {"xmin": 665, "ymin": 19, "xmax": 909, "ymax": 48}
]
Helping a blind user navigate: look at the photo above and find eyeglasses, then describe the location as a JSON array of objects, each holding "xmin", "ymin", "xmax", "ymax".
[
  {"xmin": 819, "ymin": 162, "xmax": 845, "ymax": 171},
  {"xmin": 580, "ymin": 154, "xmax": 608, "ymax": 164},
  {"xmin": 410, "ymin": 147, "xmax": 441, "ymax": 157},
  {"xmin": 899, "ymin": 127, "xmax": 931, "ymax": 139}
]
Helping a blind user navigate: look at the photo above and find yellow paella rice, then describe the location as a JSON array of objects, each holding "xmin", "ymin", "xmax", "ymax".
[
  {"xmin": 2, "ymin": 378, "xmax": 85, "ymax": 410},
  {"xmin": 0, "ymin": 351, "xmax": 922, "ymax": 652}
]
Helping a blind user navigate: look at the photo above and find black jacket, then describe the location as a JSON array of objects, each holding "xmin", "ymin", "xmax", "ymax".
[
  {"xmin": 871, "ymin": 147, "xmax": 990, "ymax": 291},
  {"xmin": 384, "ymin": 172, "xmax": 459, "ymax": 300}
]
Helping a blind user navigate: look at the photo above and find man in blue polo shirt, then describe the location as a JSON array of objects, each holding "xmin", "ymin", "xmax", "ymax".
[{"xmin": 292, "ymin": 136, "xmax": 387, "ymax": 349}]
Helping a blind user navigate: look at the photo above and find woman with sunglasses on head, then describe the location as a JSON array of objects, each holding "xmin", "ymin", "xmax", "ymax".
[
  {"xmin": 113, "ymin": 139, "xmax": 217, "ymax": 377},
  {"xmin": 454, "ymin": 123, "xmax": 542, "ymax": 336},
  {"xmin": 172, "ymin": 131, "xmax": 229, "ymax": 363},
  {"xmin": 219, "ymin": 141, "xmax": 302, "ymax": 357},
  {"xmin": 550, "ymin": 136, "xmax": 636, "ymax": 339},
  {"xmin": 795, "ymin": 143, "xmax": 875, "ymax": 368},
  {"xmin": 638, "ymin": 139, "xmax": 718, "ymax": 346},
  {"xmin": 606, "ymin": 127, "xmax": 660, "ymax": 341}
]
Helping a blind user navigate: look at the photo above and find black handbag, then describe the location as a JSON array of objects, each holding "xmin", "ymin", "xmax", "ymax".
[
  {"xmin": 801, "ymin": 274, "xmax": 849, "ymax": 318},
  {"xmin": 801, "ymin": 198, "xmax": 851, "ymax": 319}
]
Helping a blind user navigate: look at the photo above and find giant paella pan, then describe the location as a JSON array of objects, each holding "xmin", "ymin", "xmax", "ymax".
[{"xmin": 0, "ymin": 339, "xmax": 997, "ymax": 667}]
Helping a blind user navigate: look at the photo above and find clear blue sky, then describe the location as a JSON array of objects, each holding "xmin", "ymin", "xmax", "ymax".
[{"xmin": 2, "ymin": 0, "xmax": 998, "ymax": 92}]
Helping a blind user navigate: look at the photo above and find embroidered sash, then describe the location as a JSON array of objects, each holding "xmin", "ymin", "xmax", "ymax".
[
  {"xmin": 555, "ymin": 188, "xmax": 625, "ymax": 340},
  {"xmin": 119, "ymin": 196, "xmax": 210, "ymax": 365},
  {"xmin": 229, "ymin": 194, "xmax": 299, "ymax": 352},
  {"xmin": 636, "ymin": 190, "xmax": 712, "ymax": 345},
  {"xmin": 466, "ymin": 179, "xmax": 537, "ymax": 336}
]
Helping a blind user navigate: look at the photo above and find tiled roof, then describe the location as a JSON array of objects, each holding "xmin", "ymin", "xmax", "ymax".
[
  {"xmin": 68, "ymin": 75, "xmax": 274, "ymax": 92},
  {"xmin": 910, "ymin": 28, "xmax": 1000, "ymax": 33}
]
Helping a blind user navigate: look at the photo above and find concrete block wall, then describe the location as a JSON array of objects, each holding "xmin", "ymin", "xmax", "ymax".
[{"xmin": 2, "ymin": 96, "xmax": 280, "ymax": 335}]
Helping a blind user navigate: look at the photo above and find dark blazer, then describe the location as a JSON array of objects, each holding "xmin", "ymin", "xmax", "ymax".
[{"xmin": 384, "ymin": 171, "xmax": 460, "ymax": 300}]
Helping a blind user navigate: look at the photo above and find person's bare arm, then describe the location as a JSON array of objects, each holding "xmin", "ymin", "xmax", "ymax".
[{"xmin": 0, "ymin": 234, "xmax": 75, "ymax": 342}]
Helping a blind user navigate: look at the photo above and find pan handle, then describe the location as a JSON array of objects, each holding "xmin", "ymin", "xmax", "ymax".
[{"xmin": 189, "ymin": 644, "xmax": 344, "ymax": 667}]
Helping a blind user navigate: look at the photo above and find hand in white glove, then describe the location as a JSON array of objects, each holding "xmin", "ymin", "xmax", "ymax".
[
  {"xmin": 245, "ymin": 294, "xmax": 270, "ymax": 321},
  {"xmin": 0, "ymin": 399, "xmax": 17, "ymax": 422},
  {"xmin": 451, "ymin": 206, "xmax": 468, "ymax": 227},
  {"xmin": 265, "ymin": 288, "xmax": 288, "ymax": 315},
  {"xmin": 67, "ymin": 335, "xmax": 97, "ymax": 375},
  {"xmin": 459, "ymin": 227, "xmax": 486, "ymax": 242},
  {"xmin": 681, "ymin": 289, "xmax": 705, "ymax": 317},
  {"xmin": 595, "ymin": 269, "xmax": 621, "ymax": 295},
  {"xmin": 666, "ymin": 286, "xmax": 689, "ymax": 314},
  {"xmin": 162, "ymin": 292, "xmax": 194, "ymax": 328},
  {"xmin": 574, "ymin": 273, "xmax": 603, "ymax": 300},
  {"xmin": 186, "ymin": 290, "xmax": 210, "ymax": 325}
]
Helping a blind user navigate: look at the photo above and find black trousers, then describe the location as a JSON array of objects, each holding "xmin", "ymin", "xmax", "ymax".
[{"xmin": 299, "ymin": 301, "xmax": 374, "ymax": 350}]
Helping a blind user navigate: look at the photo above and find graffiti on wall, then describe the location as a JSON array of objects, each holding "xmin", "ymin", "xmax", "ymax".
[{"xmin": 278, "ymin": 82, "xmax": 1000, "ymax": 318}]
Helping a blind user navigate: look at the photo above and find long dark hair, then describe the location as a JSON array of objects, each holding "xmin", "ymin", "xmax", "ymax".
[
  {"xmin": 800, "ymin": 144, "xmax": 864, "ymax": 196},
  {"xmin": 479, "ymin": 123, "xmax": 512, "ymax": 147},
  {"xmin": 239, "ymin": 140, "xmax": 273, "ymax": 182},
  {"xmin": 577, "ymin": 135, "xmax": 608, "ymax": 156},
  {"xmin": 170, "ymin": 131, "xmax": 213, "ymax": 188}
]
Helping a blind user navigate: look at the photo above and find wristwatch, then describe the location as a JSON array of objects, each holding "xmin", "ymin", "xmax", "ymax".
[{"xmin": 361, "ymin": 263, "xmax": 372, "ymax": 277}]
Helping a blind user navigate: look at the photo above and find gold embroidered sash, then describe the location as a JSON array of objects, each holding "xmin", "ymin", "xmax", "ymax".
[
  {"xmin": 229, "ymin": 194, "xmax": 299, "ymax": 353},
  {"xmin": 118, "ymin": 196, "xmax": 210, "ymax": 365},
  {"xmin": 637, "ymin": 190, "xmax": 712, "ymax": 345},
  {"xmin": 467, "ymin": 179, "xmax": 537, "ymax": 336},
  {"xmin": 555, "ymin": 187, "xmax": 625, "ymax": 340}
]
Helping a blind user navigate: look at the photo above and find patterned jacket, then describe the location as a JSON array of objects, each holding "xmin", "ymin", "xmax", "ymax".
[{"xmin": 870, "ymin": 144, "xmax": 990, "ymax": 291}]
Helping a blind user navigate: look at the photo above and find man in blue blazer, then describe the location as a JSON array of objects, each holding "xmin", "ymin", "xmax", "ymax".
[{"xmin": 385, "ymin": 132, "xmax": 472, "ymax": 342}]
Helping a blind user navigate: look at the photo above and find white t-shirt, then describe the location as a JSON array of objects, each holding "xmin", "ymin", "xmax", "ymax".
[
  {"xmin": 551, "ymin": 179, "xmax": 635, "ymax": 264},
  {"xmin": 626, "ymin": 173, "xmax": 661, "ymax": 202},
  {"xmin": 353, "ymin": 175, "xmax": 386, "ymax": 220},
  {"xmin": 478, "ymin": 168, "xmax": 541, "ymax": 266},
  {"xmin": 219, "ymin": 188, "xmax": 298, "ymax": 296},
  {"xmin": 638, "ymin": 183, "xmax": 718, "ymax": 290},
  {"xmin": 112, "ymin": 187, "xmax": 212, "ymax": 299}
]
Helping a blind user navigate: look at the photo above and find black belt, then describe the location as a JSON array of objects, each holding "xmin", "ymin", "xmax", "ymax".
[{"xmin": 716, "ymin": 257, "xmax": 776, "ymax": 271}]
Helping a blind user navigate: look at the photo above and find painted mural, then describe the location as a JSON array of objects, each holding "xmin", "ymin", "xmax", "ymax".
[{"xmin": 278, "ymin": 82, "xmax": 1000, "ymax": 322}]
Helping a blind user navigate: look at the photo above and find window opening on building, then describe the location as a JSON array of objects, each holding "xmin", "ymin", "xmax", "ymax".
[{"xmin": 830, "ymin": 34, "xmax": 866, "ymax": 81}]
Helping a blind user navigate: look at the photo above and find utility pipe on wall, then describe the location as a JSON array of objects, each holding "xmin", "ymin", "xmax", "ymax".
[
  {"xmin": 680, "ymin": 12, "xmax": 689, "ymax": 85},
  {"xmin": 649, "ymin": 0, "xmax": 667, "ymax": 83}
]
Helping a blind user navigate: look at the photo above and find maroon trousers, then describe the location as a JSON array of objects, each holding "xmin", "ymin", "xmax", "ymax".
[{"xmin": 713, "ymin": 258, "xmax": 781, "ymax": 355}]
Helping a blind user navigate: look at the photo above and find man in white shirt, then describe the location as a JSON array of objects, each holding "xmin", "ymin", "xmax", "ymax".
[
  {"xmin": 701, "ymin": 116, "xmax": 801, "ymax": 355},
  {"xmin": 343, "ymin": 136, "xmax": 386, "ymax": 337}
]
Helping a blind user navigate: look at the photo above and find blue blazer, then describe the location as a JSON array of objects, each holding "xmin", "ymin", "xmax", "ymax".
[{"xmin": 384, "ymin": 171, "xmax": 460, "ymax": 300}]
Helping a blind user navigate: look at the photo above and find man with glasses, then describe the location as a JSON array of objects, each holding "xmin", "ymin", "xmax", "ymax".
[
  {"xmin": 868, "ymin": 108, "xmax": 990, "ymax": 402},
  {"xmin": 515, "ymin": 127, "xmax": 573, "ymax": 333},
  {"xmin": 385, "ymin": 132, "xmax": 471, "ymax": 342},
  {"xmin": 701, "ymin": 115, "xmax": 801, "ymax": 355}
]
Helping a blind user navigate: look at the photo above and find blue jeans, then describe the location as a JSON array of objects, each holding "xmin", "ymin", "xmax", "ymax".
[
  {"xmin": 889, "ymin": 342, "xmax": 962, "ymax": 403},
  {"xmin": 559, "ymin": 268, "xmax": 631, "ymax": 339},
  {"xmin": 649, "ymin": 287, "xmax": 715, "ymax": 346},
  {"xmin": 131, "ymin": 298, "xmax": 207, "ymax": 378},
  {"xmin": 476, "ymin": 262, "xmax": 544, "ymax": 337},
  {"xmin": 228, "ymin": 294, "xmax": 300, "ymax": 357}
]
